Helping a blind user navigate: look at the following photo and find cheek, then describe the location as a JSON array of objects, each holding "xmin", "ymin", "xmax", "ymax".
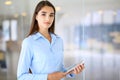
[
  {"xmin": 36, "ymin": 18, "xmax": 43, "ymax": 23},
  {"xmin": 51, "ymin": 18, "xmax": 54, "ymax": 23},
  {"xmin": 36, "ymin": 15, "xmax": 43, "ymax": 22}
]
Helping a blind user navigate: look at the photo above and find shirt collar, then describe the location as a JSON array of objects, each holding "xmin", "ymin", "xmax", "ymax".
[
  {"xmin": 33, "ymin": 32, "xmax": 43, "ymax": 40},
  {"xmin": 33, "ymin": 32, "xmax": 59, "ymax": 40}
]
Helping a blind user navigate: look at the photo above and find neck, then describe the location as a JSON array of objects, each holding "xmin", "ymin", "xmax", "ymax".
[{"xmin": 39, "ymin": 30, "xmax": 51, "ymax": 43}]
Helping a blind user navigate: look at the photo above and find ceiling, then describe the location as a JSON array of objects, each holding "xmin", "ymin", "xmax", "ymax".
[{"xmin": 0, "ymin": 0, "xmax": 120, "ymax": 17}]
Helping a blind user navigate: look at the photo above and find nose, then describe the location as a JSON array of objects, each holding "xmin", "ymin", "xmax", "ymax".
[{"xmin": 45, "ymin": 15, "xmax": 50, "ymax": 21}]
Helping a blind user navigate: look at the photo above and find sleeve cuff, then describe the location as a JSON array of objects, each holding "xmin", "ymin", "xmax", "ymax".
[{"xmin": 66, "ymin": 73, "xmax": 75, "ymax": 78}]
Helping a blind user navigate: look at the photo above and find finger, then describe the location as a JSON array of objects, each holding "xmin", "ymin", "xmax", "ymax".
[
  {"xmin": 79, "ymin": 64, "xmax": 85, "ymax": 72},
  {"xmin": 78, "ymin": 65, "xmax": 82, "ymax": 71},
  {"xmin": 75, "ymin": 67, "xmax": 80, "ymax": 74},
  {"xmin": 81, "ymin": 64, "xmax": 85, "ymax": 69},
  {"xmin": 73, "ymin": 68, "xmax": 77, "ymax": 74},
  {"xmin": 76, "ymin": 67, "xmax": 80, "ymax": 73},
  {"xmin": 78, "ymin": 65, "xmax": 83, "ymax": 73}
]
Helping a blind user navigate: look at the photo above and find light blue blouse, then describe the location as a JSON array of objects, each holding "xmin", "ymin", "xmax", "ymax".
[{"xmin": 17, "ymin": 32, "xmax": 73, "ymax": 80}]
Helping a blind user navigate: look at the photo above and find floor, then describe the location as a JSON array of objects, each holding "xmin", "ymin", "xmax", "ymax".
[{"xmin": 0, "ymin": 50, "xmax": 120, "ymax": 80}]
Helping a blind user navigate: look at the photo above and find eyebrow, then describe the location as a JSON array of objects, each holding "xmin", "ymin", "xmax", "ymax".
[{"xmin": 41, "ymin": 11, "xmax": 54, "ymax": 15}]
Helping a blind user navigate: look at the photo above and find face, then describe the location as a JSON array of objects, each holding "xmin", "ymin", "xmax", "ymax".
[{"xmin": 36, "ymin": 6, "xmax": 55, "ymax": 31}]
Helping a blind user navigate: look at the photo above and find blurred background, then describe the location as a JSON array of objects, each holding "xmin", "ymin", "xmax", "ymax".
[{"xmin": 0, "ymin": 0, "xmax": 120, "ymax": 80}]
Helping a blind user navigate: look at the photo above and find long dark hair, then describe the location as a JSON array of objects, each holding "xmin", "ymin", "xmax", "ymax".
[{"xmin": 28, "ymin": 0, "xmax": 56, "ymax": 36}]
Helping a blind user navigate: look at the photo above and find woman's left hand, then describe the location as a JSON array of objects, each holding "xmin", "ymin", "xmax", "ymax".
[{"xmin": 72, "ymin": 63, "xmax": 85, "ymax": 74}]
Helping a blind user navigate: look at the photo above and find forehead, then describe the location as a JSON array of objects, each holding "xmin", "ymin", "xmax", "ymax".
[{"xmin": 39, "ymin": 6, "xmax": 54, "ymax": 13}]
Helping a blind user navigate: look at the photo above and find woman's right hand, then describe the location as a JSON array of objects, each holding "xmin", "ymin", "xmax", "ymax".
[{"xmin": 48, "ymin": 72, "xmax": 66, "ymax": 80}]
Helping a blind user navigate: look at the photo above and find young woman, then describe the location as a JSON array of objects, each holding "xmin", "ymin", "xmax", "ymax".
[{"xmin": 17, "ymin": 0, "xmax": 84, "ymax": 80}]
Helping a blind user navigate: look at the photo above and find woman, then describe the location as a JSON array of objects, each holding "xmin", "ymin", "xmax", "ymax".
[{"xmin": 17, "ymin": 0, "xmax": 84, "ymax": 80}]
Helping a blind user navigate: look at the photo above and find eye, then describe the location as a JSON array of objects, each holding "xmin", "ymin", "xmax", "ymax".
[
  {"xmin": 41, "ymin": 14, "xmax": 46, "ymax": 16},
  {"xmin": 50, "ymin": 14, "xmax": 54, "ymax": 17}
]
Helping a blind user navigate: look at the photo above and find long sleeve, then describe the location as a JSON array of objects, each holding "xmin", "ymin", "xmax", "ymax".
[{"xmin": 17, "ymin": 39, "xmax": 48, "ymax": 80}]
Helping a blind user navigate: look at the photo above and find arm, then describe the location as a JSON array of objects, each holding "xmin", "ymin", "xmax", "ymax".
[{"xmin": 17, "ymin": 39, "xmax": 48, "ymax": 80}]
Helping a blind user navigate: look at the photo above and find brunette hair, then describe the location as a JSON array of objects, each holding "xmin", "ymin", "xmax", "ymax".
[{"xmin": 28, "ymin": 0, "xmax": 56, "ymax": 36}]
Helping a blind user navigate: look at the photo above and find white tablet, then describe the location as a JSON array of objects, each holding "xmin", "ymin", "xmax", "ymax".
[{"xmin": 65, "ymin": 60, "xmax": 84, "ymax": 74}]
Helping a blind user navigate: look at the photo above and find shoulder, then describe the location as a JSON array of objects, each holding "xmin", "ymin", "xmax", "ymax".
[
  {"xmin": 22, "ymin": 36, "xmax": 33, "ymax": 46},
  {"xmin": 52, "ymin": 34, "xmax": 63, "ymax": 44},
  {"xmin": 52, "ymin": 33, "xmax": 63, "ymax": 40}
]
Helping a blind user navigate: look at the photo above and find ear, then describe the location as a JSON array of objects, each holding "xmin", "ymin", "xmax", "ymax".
[{"xmin": 36, "ymin": 15, "xmax": 38, "ymax": 20}]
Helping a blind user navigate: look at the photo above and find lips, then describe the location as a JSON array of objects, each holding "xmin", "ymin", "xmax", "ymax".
[{"xmin": 44, "ymin": 22, "xmax": 50, "ymax": 25}]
